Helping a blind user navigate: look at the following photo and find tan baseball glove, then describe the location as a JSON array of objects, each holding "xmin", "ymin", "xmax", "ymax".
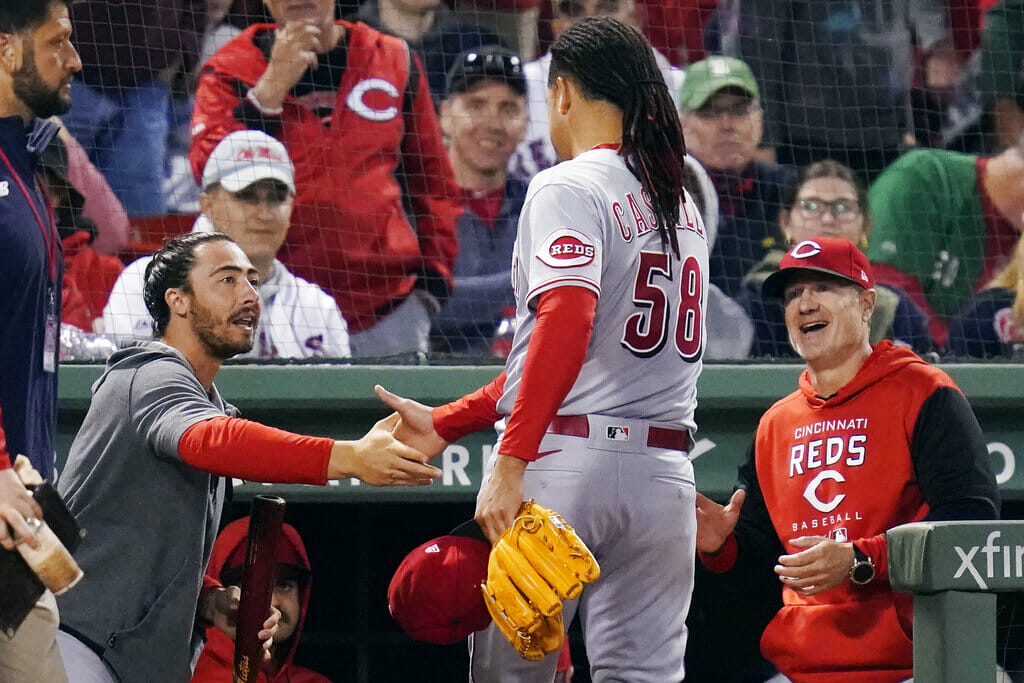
[{"xmin": 480, "ymin": 500, "xmax": 600, "ymax": 661}]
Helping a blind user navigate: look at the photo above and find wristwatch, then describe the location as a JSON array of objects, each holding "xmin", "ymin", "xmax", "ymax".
[{"xmin": 849, "ymin": 544, "xmax": 875, "ymax": 585}]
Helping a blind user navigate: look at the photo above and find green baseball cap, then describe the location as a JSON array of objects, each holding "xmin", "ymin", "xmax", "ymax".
[{"xmin": 680, "ymin": 56, "xmax": 759, "ymax": 111}]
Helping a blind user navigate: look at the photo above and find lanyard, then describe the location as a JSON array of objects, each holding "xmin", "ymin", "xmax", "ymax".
[{"xmin": 0, "ymin": 144, "xmax": 58, "ymax": 281}]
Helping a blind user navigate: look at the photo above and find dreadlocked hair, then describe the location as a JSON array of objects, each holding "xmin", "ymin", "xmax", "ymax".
[{"xmin": 549, "ymin": 16, "xmax": 688, "ymax": 258}]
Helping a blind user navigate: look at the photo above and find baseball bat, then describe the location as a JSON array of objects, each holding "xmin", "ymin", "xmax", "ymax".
[{"xmin": 233, "ymin": 495, "xmax": 286, "ymax": 683}]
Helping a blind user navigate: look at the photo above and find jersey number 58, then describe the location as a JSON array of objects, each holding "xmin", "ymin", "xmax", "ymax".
[{"xmin": 621, "ymin": 251, "xmax": 703, "ymax": 362}]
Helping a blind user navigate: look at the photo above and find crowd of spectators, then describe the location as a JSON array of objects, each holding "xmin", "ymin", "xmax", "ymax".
[{"xmin": 37, "ymin": 0, "xmax": 1024, "ymax": 362}]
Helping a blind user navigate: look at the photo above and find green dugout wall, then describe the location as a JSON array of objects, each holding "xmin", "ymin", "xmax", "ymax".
[
  {"xmin": 53, "ymin": 362, "xmax": 1024, "ymax": 681},
  {"xmin": 55, "ymin": 362, "xmax": 1024, "ymax": 503}
]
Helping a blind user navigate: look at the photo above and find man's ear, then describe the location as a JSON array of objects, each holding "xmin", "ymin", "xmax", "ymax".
[
  {"xmin": 165, "ymin": 287, "xmax": 190, "ymax": 320},
  {"xmin": 861, "ymin": 287, "xmax": 877, "ymax": 323},
  {"xmin": 438, "ymin": 98, "xmax": 454, "ymax": 139},
  {"xmin": 552, "ymin": 76, "xmax": 573, "ymax": 116},
  {"xmin": 0, "ymin": 33, "xmax": 23, "ymax": 75}
]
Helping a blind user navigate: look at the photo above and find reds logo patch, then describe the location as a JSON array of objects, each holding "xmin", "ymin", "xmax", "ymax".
[
  {"xmin": 345, "ymin": 78, "xmax": 399, "ymax": 122},
  {"xmin": 536, "ymin": 229, "xmax": 596, "ymax": 268},
  {"xmin": 790, "ymin": 240, "xmax": 822, "ymax": 259}
]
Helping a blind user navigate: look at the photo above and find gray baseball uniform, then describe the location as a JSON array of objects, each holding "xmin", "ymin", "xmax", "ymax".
[{"xmin": 471, "ymin": 147, "xmax": 709, "ymax": 682}]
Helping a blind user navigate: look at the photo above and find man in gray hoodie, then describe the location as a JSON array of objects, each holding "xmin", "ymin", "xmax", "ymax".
[{"xmin": 54, "ymin": 232, "xmax": 441, "ymax": 682}]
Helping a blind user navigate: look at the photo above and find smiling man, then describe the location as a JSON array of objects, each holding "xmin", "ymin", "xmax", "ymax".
[
  {"xmin": 104, "ymin": 130, "xmax": 350, "ymax": 359},
  {"xmin": 431, "ymin": 46, "xmax": 527, "ymax": 354},
  {"xmin": 55, "ymin": 232, "xmax": 441, "ymax": 682},
  {"xmin": 694, "ymin": 236, "xmax": 999, "ymax": 683}
]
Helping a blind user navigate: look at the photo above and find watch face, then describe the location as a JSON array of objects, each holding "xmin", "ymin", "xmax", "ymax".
[{"xmin": 852, "ymin": 561, "xmax": 874, "ymax": 584}]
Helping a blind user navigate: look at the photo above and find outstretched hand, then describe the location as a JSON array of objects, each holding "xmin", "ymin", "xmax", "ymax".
[
  {"xmin": 695, "ymin": 489, "xmax": 745, "ymax": 554},
  {"xmin": 775, "ymin": 536, "xmax": 855, "ymax": 596},
  {"xmin": 374, "ymin": 385, "xmax": 448, "ymax": 458},
  {"xmin": 327, "ymin": 413, "xmax": 442, "ymax": 486}
]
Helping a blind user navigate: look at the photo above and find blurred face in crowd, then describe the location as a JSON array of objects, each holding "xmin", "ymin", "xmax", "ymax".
[
  {"xmin": 385, "ymin": 0, "xmax": 442, "ymax": 13},
  {"xmin": 440, "ymin": 81, "xmax": 527, "ymax": 186},
  {"xmin": 176, "ymin": 240, "xmax": 260, "ymax": 360},
  {"xmin": 781, "ymin": 176, "xmax": 867, "ymax": 245},
  {"xmin": 262, "ymin": 0, "xmax": 334, "ymax": 27},
  {"xmin": 681, "ymin": 88, "xmax": 763, "ymax": 172},
  {"xmin": 783, "ymin": 271, "xmax": 874, "ymax": 367},
  {"xmin": 5, "ymin": 2, "xmax": 81, "ymax": 119},
  {"xmin": 271, "ymin": 574, "xmax": 301, "ymax": 646},
  {"xmin": 552, "ymin": 0, "xmax": 636, "ymax": 38},
  {"xmin": 200, "ymin": 178, "xmax": 293, "ymax": 279}
]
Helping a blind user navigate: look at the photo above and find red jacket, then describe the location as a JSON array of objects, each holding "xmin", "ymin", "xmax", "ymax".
[
  {"xmin": 191, "ymin": 518, "xmax": 329, "ymax": 683},
  {"xmin": 61, "ymin": 231, "xmax": 124, "ymax": 332},
  {"xmin": 191, "ymin": 21, "xmax": 460, "ymax": 332},
  {"xmin": 703, "ymin": 342, "xmax": 997, "ymax": 683}
]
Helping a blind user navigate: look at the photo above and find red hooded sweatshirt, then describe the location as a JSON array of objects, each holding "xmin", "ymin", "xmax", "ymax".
[{"xmin": 190, "ymin": 518, "xmax": 330, "ymax": 683}]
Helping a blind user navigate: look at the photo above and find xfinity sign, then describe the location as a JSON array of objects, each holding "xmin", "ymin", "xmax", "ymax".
[{"xmin": 953, "ymin": 531, "xmax": 1024, "ymax": 590}]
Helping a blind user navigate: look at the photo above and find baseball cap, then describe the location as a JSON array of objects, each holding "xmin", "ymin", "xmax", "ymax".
[
  {"xmin": 679, "ymin": 56, "xmax": 759, "ymax": 111},
  {"xmin": 201, "ymin": 130, "xmax": 295, "ymax": 194},
  {"xmin": 446, "ymin": 46, "xmax": 526, "ymax": 98},
  {"xmin": 387, "ymin": 520, "xmax": 492, "ymax": 645},
  {"xmin": 219, "ymin": 523, "xmax": 310, "ymax": 588},
  {"xmin": 762, "ymin": 237, "xmax": 875, "ymax": 299}
]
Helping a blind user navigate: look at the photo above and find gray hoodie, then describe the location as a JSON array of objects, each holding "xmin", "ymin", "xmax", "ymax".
[{"xmin": 57, "ymin": 341, "xmax": 234, "ymax": 682}]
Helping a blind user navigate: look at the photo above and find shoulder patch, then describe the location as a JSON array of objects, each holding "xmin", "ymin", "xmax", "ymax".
[{"xmin": 536, "ymin": 229, "xmax": 596, "ymax": 268}]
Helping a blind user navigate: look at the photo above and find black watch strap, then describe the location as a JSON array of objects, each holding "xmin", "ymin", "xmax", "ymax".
[{"xmin": 849, "ymin": 543, "xmax": 875, "ymax": 585}]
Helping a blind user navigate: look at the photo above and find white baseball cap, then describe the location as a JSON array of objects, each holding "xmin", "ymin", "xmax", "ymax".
[{"xmin": 201, "ymin": 130, "xmax": 295, "ymax": 194}]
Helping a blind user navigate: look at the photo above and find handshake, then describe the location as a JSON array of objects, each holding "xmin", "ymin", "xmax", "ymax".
[{"xmin": 330, "ymin": 385, "xmax": 449, "ymax": 488}]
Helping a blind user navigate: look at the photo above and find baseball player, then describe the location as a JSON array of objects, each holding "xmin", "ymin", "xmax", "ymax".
[{"xmin": 377, "ymin": 16, "xmax": 708, "ymax": 682}]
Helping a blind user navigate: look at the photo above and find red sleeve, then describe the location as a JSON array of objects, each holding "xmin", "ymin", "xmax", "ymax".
[
  {"xmin": 869, "ymin": 262, "xmax": 948, "ymax": 347},
  {"xmin": 857, "ymin": 534, "xmax": 890, "ymax": 582},
  {"xmin": 432, "ymin": 372, "xmax": 506, "ymax": 443},
  {"xmin": 0, "ymin": 406, "xmax": 10, "ymax": 470},
  {"xmin": 178, "ymin": 417, "xmax": 332, "ymax": 484},
  {"xmin": 500, "ymin": 287, "xmax": 597, "ymax": 462},
  {"xmin": 189, "ymin": 64, "xmax": 255, "ymax": 183},
  {"xmin": 401, "ymin": 52, "xmax": 461, "ymax": 297},
  {"xmin": 698, "ymin": 534, "xmax": 739, "ymax": 573}
]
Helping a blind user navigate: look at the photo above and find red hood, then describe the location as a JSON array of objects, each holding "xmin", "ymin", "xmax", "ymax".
[
  {"xmin": 798, "ymin": 341, "xmax": 928, "ymax": 409},
  {"xmin": 194, "ymin": 517, "xmax": 314, "ymax": 681}
]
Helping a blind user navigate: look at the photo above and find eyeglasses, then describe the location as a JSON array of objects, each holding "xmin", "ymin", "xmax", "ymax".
[
  {"xmin": 693, "ymin": 98, "xmax": 759, "ymax": 120},
  {"xmin": 796, "ymin": 197, "xmax": 861, "ymax": 221}
]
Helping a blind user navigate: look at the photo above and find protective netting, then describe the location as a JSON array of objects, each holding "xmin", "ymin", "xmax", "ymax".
[{"xmin": 49, "ymin": 0, "xmax": 1024, "ymax": 363}]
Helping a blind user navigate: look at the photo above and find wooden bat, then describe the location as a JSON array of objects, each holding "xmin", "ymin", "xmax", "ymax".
[{"xmin": 233, "ymin": 495, "xmax": 286, "ymax": 683}]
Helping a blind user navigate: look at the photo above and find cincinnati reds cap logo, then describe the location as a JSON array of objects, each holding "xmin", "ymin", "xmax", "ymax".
[
  {"xmin": 536, "ymin": 229, "xmax": 597, "ymax": 268},
  {"xmin": 790, "ymin": 240, "xmax": 823, "ymax": 259},
  {"xmin": 345, "ymin": 78, "xmax": 399, "ymax": 122}
]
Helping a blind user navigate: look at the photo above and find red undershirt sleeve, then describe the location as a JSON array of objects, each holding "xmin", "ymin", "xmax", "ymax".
[
  {"xmin": 178, "ymin": 417, "xmax": 332, "ymax": 485},
  {"xmin": 499, "ymin": 287, "xmax": 597, "ymax": 462},
  {"xmin": 432, "ymin": 372, "xmax": 507, "ymax": 443},
  {"xmin": 698, "ymin": 534, "xmax": 739, "ymax": 573},
  {"xmin": 856, "ymin": 534, "xmax": 890, "ymax": 582}
]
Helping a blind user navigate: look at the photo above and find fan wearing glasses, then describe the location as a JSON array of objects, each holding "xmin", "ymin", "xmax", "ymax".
[
  {"xmin": 432, "ymin": 47, "xmax": 529, "ymax": 355},
  {"xmin": 739, "ymin": 159, "xmax": 932, "ymax": 358},
  {"xmin": 679, "ymin": 56, "xmax": 794, "ymax": 299}
]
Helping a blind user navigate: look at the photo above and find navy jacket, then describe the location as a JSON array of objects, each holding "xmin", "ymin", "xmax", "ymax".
[
  {"xmin": 708, "ymin": 161, "xmax": 794, "ymax": 297},
  {"xmin": 0, "ymin": 117, "xmax": 62, "ymax": 478},
  {"xmin": 948, "ymin": 288, "xmax": 1024, "ymax": 359}
]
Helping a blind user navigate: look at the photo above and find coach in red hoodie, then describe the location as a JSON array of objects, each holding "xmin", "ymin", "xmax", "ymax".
[{"xmin": 191, "ymin": 517, "xmax": 329, "ymax": 683}]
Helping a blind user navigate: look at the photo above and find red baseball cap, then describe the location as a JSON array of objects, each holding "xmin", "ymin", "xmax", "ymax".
[
  {"xmin": 387, "ymin": 521, "xmax": 492, "ymax": 645},
  {"xmin": 762, "ymin": 237, "xmax": 874, "ymax": 299}
]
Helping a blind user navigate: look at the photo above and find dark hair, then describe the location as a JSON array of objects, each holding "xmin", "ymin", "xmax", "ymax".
[
  {"xmin": 549, "ymin": 16, "xmax": 688, "ymax": 257},
  {"xmin": 780, "ymin": 159, "xmax": 868, "ymax": 215},
  {"xmin": 0, "ymin": 0, "xmax": 63, "ymax": 34},
  {"xmin": 144, "ymin": 232, "xmax": 235, "ymax": 336}
]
